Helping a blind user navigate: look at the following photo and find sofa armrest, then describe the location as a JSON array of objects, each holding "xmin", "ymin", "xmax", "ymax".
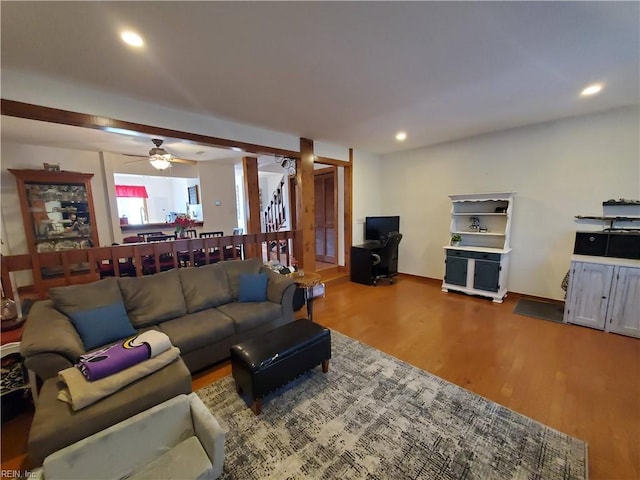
[
  {"xmin": 262, "ymin": 268, "xmax": 296, "ymax": 304},
  {"xmin": 189, "ymin": 393, "xmax": 225, "ymax": 479},
  {"xmin": 20, "ymin": 300, "xmax": 85, "ymax": 381},
  {"xmin": 42, "ymin": 394, "xmax": 193, "ymax": 479}
]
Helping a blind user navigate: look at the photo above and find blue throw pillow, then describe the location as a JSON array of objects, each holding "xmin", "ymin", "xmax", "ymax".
[
  {"xmin": 237, "ymin": 273, "xmax": 268, "ymax": 302},
  {"xmin": 68, "ymin": 302, "xmax": 136, "ymax": 351}
]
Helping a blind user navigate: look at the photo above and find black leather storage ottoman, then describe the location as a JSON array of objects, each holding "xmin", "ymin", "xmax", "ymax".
[{"xmin": 230, "ymin": 320, "xmax": 331, "ymax": 414}]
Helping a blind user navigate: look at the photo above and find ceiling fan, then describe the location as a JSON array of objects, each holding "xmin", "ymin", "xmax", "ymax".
[{"xmin": 124, "ymin": 138, "xmax": 198, "ymax": 170}]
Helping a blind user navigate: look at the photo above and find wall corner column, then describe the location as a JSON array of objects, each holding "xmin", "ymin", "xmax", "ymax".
[
  {"xmin": 295, "ymin": 138, "xmax": 315, "ymax": 270},
  {"xmin": 242, "ymin": 156, "xmax": 261, "ymax": 257}
]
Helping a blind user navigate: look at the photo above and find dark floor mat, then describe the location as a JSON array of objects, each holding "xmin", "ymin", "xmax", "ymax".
[{"xmin": 513, "ymin": 298, "xmax": 565, "ymax": 323}]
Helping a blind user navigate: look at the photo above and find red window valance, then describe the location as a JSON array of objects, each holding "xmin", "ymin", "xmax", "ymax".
[{"xmin": 115, "ymin": 185, "xmax": 148, "ymax": 198}]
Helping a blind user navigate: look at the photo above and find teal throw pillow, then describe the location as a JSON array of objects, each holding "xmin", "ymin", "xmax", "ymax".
[
  {"xmin": 237, "ymin": 273, "xmax": 268, "ymax": 302},
  {"xmin": 68, "ymin": 302, "xmax": 136, "ymax": 351}
]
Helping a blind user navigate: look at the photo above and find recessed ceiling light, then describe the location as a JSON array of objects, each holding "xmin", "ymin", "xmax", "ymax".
[
  {"xmin": 581, "ymin": 83, "xmax": 603, "ymax": 97},
  {"xmin": 231, "ymin": 147, "xmax": 243, "ymax": 152},
  {"xmin": 121, "ymin": 31, "xmax": 144, "ymax": 48},
  {"xmin": 395, "ymin": 131, "xmax": 407, "ymax": 142}
]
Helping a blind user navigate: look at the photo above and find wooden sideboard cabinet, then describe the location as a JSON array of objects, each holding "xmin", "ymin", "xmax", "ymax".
[
  {"xmin": 9, "ymin": 169, "xmax": 99, "ymax": 255},
  {"xmin": 564, "ymin": 255, "xmax": 640, "ymax": 338}
]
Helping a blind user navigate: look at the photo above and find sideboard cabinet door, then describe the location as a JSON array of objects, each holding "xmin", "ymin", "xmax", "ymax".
[
  {"xmin": 607, "ymin": 266, "xmax": 640, "ymax": 338},
  {"xmin": 445, "ymin": 256, "xmax": 468, "ymax": 287},
  {"xmin": 566, "ymin": 262, "xmax": 614, "ymax": 330}
]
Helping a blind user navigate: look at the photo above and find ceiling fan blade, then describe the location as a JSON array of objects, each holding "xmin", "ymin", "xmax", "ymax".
[
  {"xmin": 123, "ymin": 157, "xmax": 146, "ymax": 164},
  {"xmin": 169, "ymin": 158, "xmax": 198, "ymax": 165},
  {"xmin": 122, "ymin": 153, "xmax": 197, "ymax": 166}
]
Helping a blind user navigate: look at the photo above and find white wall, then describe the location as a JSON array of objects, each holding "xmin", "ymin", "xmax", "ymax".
[
  {"xmin": 114, "ymin": 173, "xmax": 190, "ymax": 223},
  {"xmin": 196, "ymin": 161, "xmax": 239, "ymax": 236},
  {"xmin": 380, "ymin": 106, "xmax": 640, "ymax": 300},
  {"xmin": 103, "ymin": 152, "xmax": 200, "ymax": 243},
  {"xmin": 1, "ymin": 144, "xmax": 239, "ymax": 252},
  {"xmin": 351, "ymin": 150, "xmax": 383, "ymax": 245},
  {"xmin": 0, "ymin": 143, "xmax": 111, "ymax": 253}
]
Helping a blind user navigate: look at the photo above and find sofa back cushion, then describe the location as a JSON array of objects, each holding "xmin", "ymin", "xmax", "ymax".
[
  {"xmin": 237, "ymin": 273, "xmax": 269, "ymax": 302},
  {"xmin": 118, "ymin": 269, "xmax": 187, "ymax": 328},
  {"xmin": 178, "ymin": 263, "xmax": 233, "ymax": 313},
  {"xmin": 50, "ymin": 277, "xmax": 124, "ymax": 315},
  {"xmin": 220, "ymin": 257, "xmax": 263, "ymax": 299}
]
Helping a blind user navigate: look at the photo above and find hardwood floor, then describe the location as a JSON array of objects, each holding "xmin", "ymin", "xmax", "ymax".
[{"xmin": 3, "ymin": 275, "xmax": 639, "ymax": 479}]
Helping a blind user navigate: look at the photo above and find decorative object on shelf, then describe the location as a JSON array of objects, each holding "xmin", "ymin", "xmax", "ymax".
[
  {"xmin": 469, "ymin": 216, "xmax": 480, "ymax": 231},
  {"xmin": 173, "ymin": 213, "xmax": 195, "ymax": 237},
  {"xmin": 451, "ymin": 233, "xmax": 462, "ymax": 246},
  {"xmin": 1, "ymin": 288, "xmax": 23, "ymax": 331},
  {"xmin": 275, "ymin": 155, "xmax": 297, "ymax": 176},
  {"xmin": 1, "ymin": 295, "xmax": 17, "ymax": 321},
  {"xmin": 43, "ymin": 163, "xmax": 60, "ymax": 172}
]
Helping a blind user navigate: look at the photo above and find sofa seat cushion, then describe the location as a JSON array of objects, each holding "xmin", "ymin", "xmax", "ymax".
[
  {"xmin": 49, "ymin": 277, "xmax": 124, "ymax": 316},
  {"xmin": 158, "ymin": 310, "xmax": 235, "ymax": 353},
  {"xmin": 119, "ymin": 269, "xmax": 187, "ymax": 328},
  {"xmin": 178, "ymin": 263, "xmax": 232, "ymax": 313},
  {"xmin": 28, "ymin": 358, "xmax": 192, "ymax": 467},
  {"xmin": 129, "ymin": 435, "xmax": 213, "ymax": 480},
  {"xmin": 217, "ymin": 302, "xmax": 282, "ymax": 334}
]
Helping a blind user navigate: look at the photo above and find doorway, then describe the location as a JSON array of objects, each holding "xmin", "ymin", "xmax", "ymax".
[{"xmin": 314, "ymin": 166, "xmax": 338, "ymax": 268}]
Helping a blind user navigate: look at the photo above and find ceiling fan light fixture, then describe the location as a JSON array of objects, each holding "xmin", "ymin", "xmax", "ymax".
[
  {"xmin": 148, "ymin": 138, "xmax": 172, "ymax": 170},
  {"xmin": 121, "ymin": 31, "xmax": 144, "ymax": 48},
  {"xmin": 149, "ymin": 156, "xmax": 171, "ymax": 170}
]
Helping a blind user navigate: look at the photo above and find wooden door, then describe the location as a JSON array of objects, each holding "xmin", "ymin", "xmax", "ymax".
[{"xmin": 314, "ymin": 168, "xmax": 337, "ymax": 264}]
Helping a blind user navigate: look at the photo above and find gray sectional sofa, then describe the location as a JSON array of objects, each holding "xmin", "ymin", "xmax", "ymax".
[
  {"xmin": 22, "ymin": 257, "xmax": 297, "ymax": 465},
  {"xmin": 21, "ymin": 257, "xmax": 297, "ymax": 381}
]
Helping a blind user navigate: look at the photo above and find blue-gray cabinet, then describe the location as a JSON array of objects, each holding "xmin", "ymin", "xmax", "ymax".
[
  {"xmin": 473, "ymin": 259, "xmax": 500, "ymax": 292},
  {"xmin": 444, "ymin": 255, "xmax": 467, "ymax": 286}
]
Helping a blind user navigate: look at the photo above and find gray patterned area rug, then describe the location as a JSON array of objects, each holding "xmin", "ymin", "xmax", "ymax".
[{"xmin": 197, "ymin": 331, "xmax": 587, "ymax": 480}]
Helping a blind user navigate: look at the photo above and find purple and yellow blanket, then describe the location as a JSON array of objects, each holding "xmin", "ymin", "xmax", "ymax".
[{"xmin": 76, "ymin": 331, "xmax": 172, "ymax": 381}]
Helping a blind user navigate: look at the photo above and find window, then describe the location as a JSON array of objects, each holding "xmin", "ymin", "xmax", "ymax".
[
  {"xmin": 117, "ymin": 197, "xmax": 147, "ymax": 224},
  {"xmin": 115, "ymin": 184, "xmax": 148, "ymax": 224}
]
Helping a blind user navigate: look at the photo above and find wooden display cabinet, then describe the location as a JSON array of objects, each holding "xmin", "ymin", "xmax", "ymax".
[{"xmin": 9, "ymin": 169, "xmax": 99, "ymax": 279}]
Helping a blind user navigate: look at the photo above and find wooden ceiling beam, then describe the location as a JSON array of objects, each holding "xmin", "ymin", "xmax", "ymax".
[{"xmin": 1, "ymin": 99, "xmax": 300, "ymax": 159}]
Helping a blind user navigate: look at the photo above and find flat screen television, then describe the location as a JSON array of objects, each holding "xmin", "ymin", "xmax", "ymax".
[{"xmin": 365, "ymin": 216, "xmax": 400, "ymax": 242}]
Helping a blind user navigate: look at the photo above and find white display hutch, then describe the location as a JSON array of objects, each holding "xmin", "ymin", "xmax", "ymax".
[{"xmin": 442, "ymin": 192, "xmax": 514, "ymax": 303}]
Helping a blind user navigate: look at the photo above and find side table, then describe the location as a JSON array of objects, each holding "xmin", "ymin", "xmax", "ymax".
[
  {"xmin": 286, "ymin": 271, "xmax": 322, "ymax": 321},
  {"xmin": 1, "ymin": 323, "xmax": 38, "ymax": 404}
]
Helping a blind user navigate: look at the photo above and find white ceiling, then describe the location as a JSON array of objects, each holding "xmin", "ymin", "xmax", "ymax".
[{"xmin": 1, "ymin": 2, "xmax": 638, "ymax": 157}]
